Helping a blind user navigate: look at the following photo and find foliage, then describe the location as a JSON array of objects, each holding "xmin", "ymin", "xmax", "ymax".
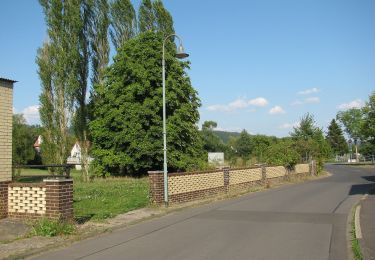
[
  {"xmin": 361, "ymin": 92, "xmax": 375, "ymax": 153},
  {"xmin": 291, "ymin": 113, "xmax": 331, "ymax": 172},
  {"xmin": 38, "ymin": 0, "xmax": 83, "ymax": 167},
  {"xmin": 201, "ymin": 121, "xmax": 226, "ymax": 153},
  {"xmin": 235, "ymin": 130, "xmax": 253, "ymax": 160},
  {"xmin": 326, "ymin": 119, "xmax": 348, "ymax": 155},
  {"xmin": 213, "ymin": 130, "xmax": 241, "ymax": 143},
  {"xmin": 91, "ymin": 0, "xmax": 110, "ymax": 86},
  {"xmin": 31, "ymin": 218, "xmax": 75, "ymax": 237},
  {"xmin": 250, "ymin": 134, "xmax": 278, "ymax": 163},
  {"xmin": 264, "ymin": 139, "xmax": 301, "ymax": 169},
  {"xmin": 90, "ymin": 32, "xmax": 204, "ymax": 176},
  {"xmin": 336, "ymin": 108, "xmax": 363, "ymax": 142},
  {"xmin": 12, "ymin": 114, "xmax": 41, "ymax": 166},
  {"xmin": 74, "ymin": 177, "xmax": 149, "ymax": 221},
  {"xmin": 138, "ymin": 0, "xmax": 174, "ymax": 36},
  {"xmin": 152, "ymin": 0, "xmax": 174, "ymax": 37},
  {"xmin": 138, "ymin": 0, "xmax": 155, "ymax": 32},
  {"xmin": 336, "ymin": 92, "xmax": 375, "ymax": 156},
  {"xmin": 109, "ymin": 0, "xmax": 136, "ymax": 49}
]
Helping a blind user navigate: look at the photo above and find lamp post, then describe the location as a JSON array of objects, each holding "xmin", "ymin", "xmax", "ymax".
[{"xmin": 162, "ymin": 34, "xmax": 189, "ymax": 206}]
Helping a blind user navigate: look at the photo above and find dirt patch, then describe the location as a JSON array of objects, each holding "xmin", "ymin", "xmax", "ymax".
[{"xmin": 0, "ymin": 219, "xmax": 30, "ymax": 243}]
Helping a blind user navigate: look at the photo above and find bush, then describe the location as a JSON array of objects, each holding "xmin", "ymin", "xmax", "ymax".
[{"xmin": 264, "ymin": 139, "xmax": 301, "ymax": 170}]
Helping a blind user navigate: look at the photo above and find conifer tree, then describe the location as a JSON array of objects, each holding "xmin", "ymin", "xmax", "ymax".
[{"xmin": 326, "ymin": 119, "xmax": 348, "ymax": 155}]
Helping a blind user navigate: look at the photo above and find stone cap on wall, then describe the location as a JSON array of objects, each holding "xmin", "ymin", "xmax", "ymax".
[{"xmin": 43, "ymin": 178, "xmax": 73, "ymax": 183}]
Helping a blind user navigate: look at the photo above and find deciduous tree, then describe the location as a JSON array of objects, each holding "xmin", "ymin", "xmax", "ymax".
[
  {"xmin": 90, "ymin": 32, "xmax": 204, "ymax": 176},
  {"xmin": 109, "ymin": 0, "xmax": 136, "ymax": 49}
]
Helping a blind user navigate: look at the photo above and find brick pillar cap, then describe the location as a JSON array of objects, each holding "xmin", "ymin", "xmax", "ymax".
[
  {"xmin": 43, "ymin": 178, "xmax": 73, "ymax": 183},
  {"xmin": 148, "ymin": 170, "xmax": 163, "ymax": 174}
]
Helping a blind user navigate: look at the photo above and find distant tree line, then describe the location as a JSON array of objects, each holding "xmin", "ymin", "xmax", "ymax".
[{"xmin": 200, "ymin": 92, "xmax": 375, "ymax": 172}]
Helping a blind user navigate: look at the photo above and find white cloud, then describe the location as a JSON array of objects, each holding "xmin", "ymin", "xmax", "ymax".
[
  {"xmin": 337, "ymin": 99, "xmax": 365, "ymax": 110},
  {"xmin": 22, "ymin": 105, "xmax": 40, "ymax": 125},
  {"xmin": 279, "ymin": 121, "xmax": 300, "ymax": 129},
  {"xmin": 207, "ymin": 97, "xmax": 269, "ymax": 112},
  {"xmin": 291, "ymin": 100, "xmax": 303, "ymax": 106},
  {"xmin": 248, "ymin": 97, "xmax": 268, "ymax": 107},
  {"xmin": 269, "ymin": 105, "xmax": 286, "ymax": 115},
  {"xmin": 305, "ymin": 97, "xmax": 320, "ymax": 104},
  {"xmin": 291, "ymin": 96, "xmax": 320, "ymax": 106},
  {"xmin": 298, "ymin": 87, "xmax": 319, "ymax": 95}
]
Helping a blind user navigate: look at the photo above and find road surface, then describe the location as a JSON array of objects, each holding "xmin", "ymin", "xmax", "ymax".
[{"xmin": 33, "ymin": 165, "xmax": 375, "ymax": 260}]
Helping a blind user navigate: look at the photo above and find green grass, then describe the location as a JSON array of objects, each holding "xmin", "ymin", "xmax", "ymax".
[
  {"xmin": 352, "ymin": 206, "xmax": 363, "ymax": 260},
  {"xmin": 73, "ymin": 177, "xmax": 149, "ymax": 221},
  {"xmin": 31, "ymin": 218, "xmax": 76, "ymax": 237},
  {"xmin": 14, "ymin": 168, "xmax": 150, "ymax": 222}
]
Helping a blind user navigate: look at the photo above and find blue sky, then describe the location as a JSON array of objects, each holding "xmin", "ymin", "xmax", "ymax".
[{"xmin": 1, "ymin": 0, "xmax": 374, "ymax": 137}]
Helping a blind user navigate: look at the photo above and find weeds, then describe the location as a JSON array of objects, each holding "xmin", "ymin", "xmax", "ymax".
[{"xmin": 31, "ymin": 219, "xmax": 76, "ymax": 237}]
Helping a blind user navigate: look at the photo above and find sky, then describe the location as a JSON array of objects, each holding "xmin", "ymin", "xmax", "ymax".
[{"xmin": 0, "ymin": 0, "xmax": 374, "ymax": 137}]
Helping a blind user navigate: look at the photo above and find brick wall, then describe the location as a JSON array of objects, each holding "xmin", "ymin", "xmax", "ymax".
[
  {"xmin": 8, "ymin": 183, "xmax": 46, "ymax": 218},
  {"xmin": 5, "ymin": 179, "xmax": 73, "ymax": 220},
  {"xmin": 149, "ymin": 162, "xmax": 316, "ymax": 205}
]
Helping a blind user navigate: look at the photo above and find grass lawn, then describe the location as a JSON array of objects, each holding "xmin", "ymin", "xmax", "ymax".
[
  {"xmin": 74, "ymin": 177, "xmax": 149, "ymax": 221},
  {"xmin": 14, "ymin": 168, "xmax": 150, "ymax": 221}
]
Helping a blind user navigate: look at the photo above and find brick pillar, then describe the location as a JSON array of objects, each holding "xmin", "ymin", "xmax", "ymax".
[
  {"xmin": 44, "ymin": 179, "xmax": 73, "ymax": 220},
  {"xmin": 223, "ymin": 167, "xmax": 230, "ymax": 192},
  {"xmin": 0, "ymin": 182, "xmax": 10, "ymax": 218},
  {"xmin": 261, "ymin": 165, "xmax": 268, "ymax": 186},
  {"xmin": 0, "ymin": 78, "xmax": 15, "ymax": 219},
  {"xmin": 309, "ymin": 160, "xmax": 316, "ymax": 176},
  {"xmin": 148, "ymin": 171, "xmax": 164, "ymax": 204}
]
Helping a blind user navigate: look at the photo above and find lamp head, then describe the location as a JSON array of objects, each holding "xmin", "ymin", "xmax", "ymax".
[{"xmin": 176, "ymin": 44, "xmax": 189, "ymax": 59}]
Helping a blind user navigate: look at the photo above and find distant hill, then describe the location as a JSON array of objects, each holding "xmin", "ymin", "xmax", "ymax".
[{"xmin": 213, "ymin": 130, "xmax": 241, "ymax": 143}]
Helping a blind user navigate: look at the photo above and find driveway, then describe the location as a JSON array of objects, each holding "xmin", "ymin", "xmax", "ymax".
[{"xmin": 33, "ymin": 165, "xmax": 375, "ymax": 260}]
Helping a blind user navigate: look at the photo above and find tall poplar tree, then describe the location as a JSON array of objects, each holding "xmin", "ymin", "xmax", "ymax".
[
  {"xmin": 74, "ymin": 0, "xmax": 94, "ymax": 181},
  {"xmin": 91, "ymin": 0, "xmax": 110, "ymax": 86},
  {"xmin": 38, "ymin": 0, "xmax": 93, "ymax": 179},
  {"xmin": 138, "ymin": 0, "xmax": 155, "ymax": 32},
  {"xmin": 38, "ymin": 0, "xmax": 82, "ymax": 168},
  {"xmin": 152, "ymin": 0, "xmax": 174, "ymax": 36},
  {"xmin": 37, "ymin": 41, "xmax": 59, "ymax": 166},
  {"xmin": 138, "ymin": 0, "xmax": 174, "ymax": 36},
  {"xmin": 109, "ymin": 0, "xmax": 136, "ymax": 49}
]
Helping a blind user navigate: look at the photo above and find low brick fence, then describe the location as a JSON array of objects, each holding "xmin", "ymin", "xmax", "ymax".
[
  {"xmin": 149, "ymin": 162, "xmax": 316, "ymax": 204},
  {"xmin": 0, "ymin": 178, "xmax": 73, "ymax": 220}
]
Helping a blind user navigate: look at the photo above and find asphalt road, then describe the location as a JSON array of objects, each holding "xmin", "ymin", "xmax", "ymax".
[{"xmin": 33, "ymin": 165, "xmax": 375, "ymax": 260}]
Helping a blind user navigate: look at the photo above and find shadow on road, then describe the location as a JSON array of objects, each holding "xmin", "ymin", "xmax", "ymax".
[{"xmin": 349, "ymin": 176, "xmax": 375, "ymax": 195}]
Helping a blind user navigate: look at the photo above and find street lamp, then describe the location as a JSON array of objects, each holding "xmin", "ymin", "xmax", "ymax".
[{"xmin": 162, "ymin": 34, "xmax": 189, "ymax": 206}]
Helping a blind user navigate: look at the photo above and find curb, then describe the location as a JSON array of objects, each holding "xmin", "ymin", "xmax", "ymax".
[{"xmin": 354, "ymin": 204, "xmax": 362, "ymax": 239}]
